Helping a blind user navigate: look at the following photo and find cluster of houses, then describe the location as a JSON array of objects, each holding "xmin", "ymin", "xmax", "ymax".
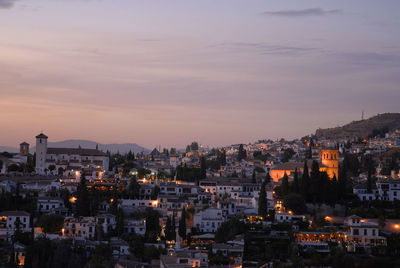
[{"xmin": 1, "ymin": 130, "xmax": 400, "ymax": 267}]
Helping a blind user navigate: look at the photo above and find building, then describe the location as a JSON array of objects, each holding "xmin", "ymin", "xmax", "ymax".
[
  {"xmin": 35, "ymin": 133, "xmax": 109, "ymax": 175},
  {"xmin": 0, "ymin": 211, "xmax": 31, "ymax": 241},
  {"xmin": 319, "ymin": 149, "xmax": 339, "ymax": 180},
  {"xmin": 344, "ymin": 215, "xmax": 387, "ymax": 253},
  {"xmin": 269, "ymin": 149, "xmax": 339, "ymax": 182},
  {"xmin": 193, "ymin": 208, "xmax": 224, "ymax": 233},
  {"xmin": 353, "ymin": 179, "xmax": 400, "ymax": 202}
]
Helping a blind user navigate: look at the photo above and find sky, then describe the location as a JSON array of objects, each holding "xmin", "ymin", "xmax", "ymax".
[{"xmin": 0, "ymin": 0, "xmax": 399, "ymax": 149}]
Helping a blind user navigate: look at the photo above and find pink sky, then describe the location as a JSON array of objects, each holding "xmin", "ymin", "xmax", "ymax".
[{"xmin": 0, "ymin": 0, "xmax": 399, "ymax": 149}]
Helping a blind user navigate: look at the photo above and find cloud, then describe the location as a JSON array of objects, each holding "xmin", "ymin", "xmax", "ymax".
[
  {"xmin": 0, "ymin": 0, "xmax": 17, "ymax": 9},
  {"xmin": 262, "ymin": 8, "xmax": 341, "ymax": 18},
  {"xmin": 335, "ymin": 52, "xmax": 400, "ymax": 69},
  {"xmin": 211, "ymin": 42, "xmax": 322, "ymax": 57}
]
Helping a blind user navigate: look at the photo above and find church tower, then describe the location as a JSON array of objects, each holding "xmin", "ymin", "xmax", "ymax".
[
  {"xmin": 35, "ymin": 133, "xmax": 48, "ymax": 175},
  {"xmin": 19, "ymin": 142, "xmax": 30, "ymax": 156},
  {"xmin": 320, "ymin": 149, "xmax": 339, "ymax": 179}
]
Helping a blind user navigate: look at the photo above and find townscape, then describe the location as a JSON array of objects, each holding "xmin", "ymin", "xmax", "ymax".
[{"xmin": 1, "ymin": 114, "xmax": 400, "ymax": 267}]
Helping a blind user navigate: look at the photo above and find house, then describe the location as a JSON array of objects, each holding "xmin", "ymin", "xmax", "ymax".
[
  {"xmin": 344, "ymin": 215, "xmax": 387, "ymax": 253},
  {"xmin": 124, "ymin": 219, "xmax": 146, "ymax": 235},
  {"xmin": 37, "ymin": 197, "xmax": 65, "ymax": 213},
  {"xmin": 193, "ymin": 208, "xmax": 224, "ymax": 233},
  {"xmin": 110, "ymin": 237, "xmax": 130, "ymax": 259},
  {"xmin": 0, "ymin": 211, "xmax": 31, "ymax": 241}
]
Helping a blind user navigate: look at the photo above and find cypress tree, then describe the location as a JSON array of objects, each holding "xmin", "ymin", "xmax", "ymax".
[
  {"xmin": 76, "ymin": 173, "xmax": 90, "ymax": 216},
  {"xmin": 252, "ymin": 170, "xmax": 256, "ymax": 183},
  {"xmin": 165, "ymin": 216, "xmax": 172, "ymax": 241},
  {"xmin": 171, "ymin": 215, "xmax": 176, "ymax": 241},
  {"xmin": 301, "ymin": 161, "xmax": 310, "ymax": 200},
  {"xmin": 281, "ymin": 173, "xmax": 289, "ymax": 196},
  {"xmin": 178, "ymin": 207, "xmax": 187, "ymax": 240},
  {"xmin": 200, "ymin": 157, "xmax": 207, "ymax": 180},
  {"xmin": 293, "ymin": 168, "xmax": 300, "ymax": 193},
  {"xmin": 258, "ymin": 181, "xmax": 267, "ymax": 217},
  {"xmin": 310, "ymin": 160, "xmax": 320, "ymax": 203}
]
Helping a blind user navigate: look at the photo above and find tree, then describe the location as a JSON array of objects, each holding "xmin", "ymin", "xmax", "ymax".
[
  {"xmin": 128, "ymin": 176, "xmax": 141, "ymax": 199},
  {"xmin": 37, "ymin": 214, "xmax": 64, "ymax": 234},
  {"xmin": 258, "ymin": 181, "xmax": 267, "ymax": 217},
  {"xmin": 151, "ymin": 186, "xmax": 160, "ymax": 200},
  {"xmin": 237, "ymin": 144, "xmax": 246, "ymax": 161},
  {"xmin": 190, "ymin": 142, "xmax": 199, "ymax": 151},
  {"xmin": 281, "ymin": 173, "xmax": 289, "ymax": 196},
  {"xmin": 200, "ymin": 157, "xmax": 207, "ymax": 180},
  {"xmin": 87, "ymin": 243, "xmax": 113, "ymax": 268},
  {"xmin": 265, "ymin": 173, "xmax": 271, "ymax": 184},
  {"xmin": 171, "ymin": 215, "xmax": 176, "ymax": 241},
  {"xmin": 116, "ymin": 208, "xmax": 124, "ymax": 236},
  {"xmin": 301, "ymin": 161, "xmax": 310, "ymax": 199},
  {"xmin": 292, "ymin": 168, "xmax": 300, "ymax": 193},
  {"xmin": 283, "ymin": 193, "xmax": 307, "ymax": 215},
  {"xmin": 367, "ymin": 161, "xmax": 373, "ymax": 193},
  {"xmin": 178, "ymin": 207, "xmax": 187, "ymax": 240},
  {"xmin": 48, "ymin": 165, "xmax": 56, "ymax": 174},
  {"xmin": 215, "ymin": 217, "xmax": 247, "ymax": 243},
  {"xmin": 309, "ymin": 160, "xmax": 320, "ymax": 203},
  {"xmin": 76, "ymin": 173, "xmax": 90, "ymax": 216},
  {"xmin": 165, "ymin": 216, "xmax": 172, "ymax": 241},
  {"xmin": 145, "ymin": 208, "xmax": 161, "ymax": 242}
]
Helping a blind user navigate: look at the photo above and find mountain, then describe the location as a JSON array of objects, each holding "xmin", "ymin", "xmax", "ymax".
[
  {"xmin": 315, "ymin": 113, "xmax": 400, "ymax": 139},
  {"xmin": 31, "ymin": 139, "xmax": 149, "ymax": 154},
  {"xmin": 0, "ymin": 146, "xmax": 18, "ymax": 153}
]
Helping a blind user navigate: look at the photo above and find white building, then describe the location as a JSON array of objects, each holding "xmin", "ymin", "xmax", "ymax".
[
  {"xmin": 344, "ymin": 215, "xmax": 387, "ymax": 253},
  {"xmin": 37, "ymin": 197, "xmax": 65, "ymax": 213},
  {"xmin": 35, "ymin": 133, "xmax": 109, "ymax": 175},
  {"xmin": 193, "ymin": 208, "xmax": 224, "ymax": 233},
  {"xmin": 354, "ymin": 179, "xmax": 400, "ymax": 202},
  {"xmin": 0, "ymin": 211, "xmax": 31, "ymax": 241}
]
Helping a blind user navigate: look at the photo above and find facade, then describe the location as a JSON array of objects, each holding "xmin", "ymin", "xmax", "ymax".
[
  {"xmin": 0, "ymin": 211, "xmax": 31, "ymax": 241},
  {"xmin": 353, "ymin": 179, "xmax": 400, "ymax": 202},
  {"xmin": 319, "ymin": 149, "xmax": 339, "ymax": 179},
  {"xmin": 344, "ymin": 215, "xmax": 387, "ymax": 253},
  {"xmin": 35, "ymin": 133, "xmax": 109, "ymax": 175},
  {"xmin": 193, "ymin": 208, "xmax": 224, "ymax": 233}
]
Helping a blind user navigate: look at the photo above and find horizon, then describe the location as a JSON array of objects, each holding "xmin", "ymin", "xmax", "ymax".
[{"xmin": 1, "ymin": 0, "xmax": 400, "ymax": 148}]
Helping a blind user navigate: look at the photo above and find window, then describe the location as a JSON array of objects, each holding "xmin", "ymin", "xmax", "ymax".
[
  {"xmin": 353, "ymin": 229, "xmax": 359, "ymax": 235},
  {"xmin": 373, "ymin": 229, "xmax": 376, "ymax": 236},
  {"xmin": 364, "ymin": 229, "xmax": 367, "ymax": 235}
]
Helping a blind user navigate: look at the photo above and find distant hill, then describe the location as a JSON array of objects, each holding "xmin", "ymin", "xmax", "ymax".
[
  {"xmin": 0, "ymin": 146, "xmax": 18, "ymax": 153},
  {"xmin": 30, "ymin": 139, "xmax": 149, "ymax": 154},
  {"xmin": 315, "ymin": 113, "xmax": 400, "ymax": 139}
]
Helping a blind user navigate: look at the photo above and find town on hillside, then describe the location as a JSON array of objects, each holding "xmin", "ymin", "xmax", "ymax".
[{"xmin": 0, "ymin": 128, "xmax": 400, "ymax": 267}]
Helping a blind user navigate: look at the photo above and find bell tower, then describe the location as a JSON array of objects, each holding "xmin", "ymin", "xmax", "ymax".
[
  {"xmin": 320, "ymin": 149, "xmax": 339, "ymax": 179},
  {"xmin": 19, "ymin": 142, "xmax": 29, "ymax": 156},
  {"xmin": 35, "ymin": 133, "xmax": 48, "ymax": 175}
]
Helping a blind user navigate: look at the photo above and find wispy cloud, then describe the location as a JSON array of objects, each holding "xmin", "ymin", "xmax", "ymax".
[
  {"xmin": 262, "ymin": 8, "xmax": 341, "ymax": 18},
  {"xmin": 0, "ymin": 0, "xmax": 17, "ymax": 9},
  {"xmin": 335, "ymin": 52, "xmax": 400, "ymax": 69},
  {"xmin": 211, "ymin": 42, "xmax": 323, "ymax": 57}
]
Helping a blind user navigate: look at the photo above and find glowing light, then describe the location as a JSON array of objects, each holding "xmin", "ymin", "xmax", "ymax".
[
  {"xmin": 69, "ymin": 196, "xmax": 77, "ymax": 203},
  {"xmin": 394, "ymin": 224, "xmax": 400, "ymax": 229}
]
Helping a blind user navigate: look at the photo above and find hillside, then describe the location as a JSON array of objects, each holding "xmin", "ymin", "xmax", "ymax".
[
  {"xmin": 315, "ymin": 113, "xmax": 400, "ymax": 139},
  {"xmin": 31, "ymin": 139, "xmax": 150, "ymax": 154}
]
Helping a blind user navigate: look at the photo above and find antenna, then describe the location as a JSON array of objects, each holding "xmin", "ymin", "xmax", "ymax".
[{"xmin": 362, "ymin": 110, "xmax": 364, "ymax": 120}]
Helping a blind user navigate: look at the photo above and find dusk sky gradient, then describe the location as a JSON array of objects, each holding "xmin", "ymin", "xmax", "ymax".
[{"xmin": 1, "ymin": 0, "xmax": 399, "ymax": 149}]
